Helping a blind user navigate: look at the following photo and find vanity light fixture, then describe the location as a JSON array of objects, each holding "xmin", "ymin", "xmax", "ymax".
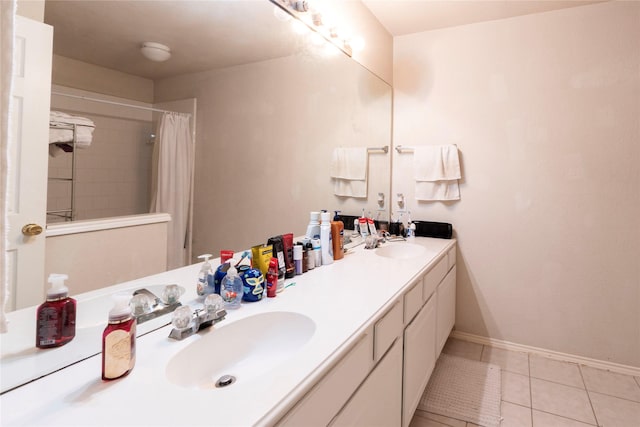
[
  {"xmin": 271, "ymin": 0, "xmax": 359, "ymax": 57},
  {"xmin": 140, "ymin": 42, "xmax": 171, "ymax": 62}
]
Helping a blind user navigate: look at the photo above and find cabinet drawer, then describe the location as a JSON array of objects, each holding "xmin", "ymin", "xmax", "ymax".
[
  {"xmin": 277, "ymin": 328, "xmax": 374, "ymax": 427},
  {"xmin": 447, "ymin": 247, "xmax": 456, "ymax": 271},
  {"xmin": 330, "ymin": 337, "xmax": 403, "ymax": 427},
  {"xmin": 374, "ymin": 300, "xmax": 403, "ymax": 362},
  {"xmin": 436, "ymin": 268, "xmax": 457, "ymax": 356},
  {"xmin": 423, "ymin": 255, "xmax": 448, "ymax": 301},
  {"xmin": 403, "ymin": 296, "xmax": 437, "ymax": 427},
  {"xmin": 403, "ymin": 279, "xmax": 423, "ymax": 325}
]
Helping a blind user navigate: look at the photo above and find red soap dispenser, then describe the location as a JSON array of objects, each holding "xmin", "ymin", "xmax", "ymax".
[{"xmin": 36, "ymin": 274, "xmax": 76, "ymax": 349}]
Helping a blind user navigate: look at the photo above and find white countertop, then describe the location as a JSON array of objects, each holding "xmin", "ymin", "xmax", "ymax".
[{"xmin": 0, "ymin": 237, "xmax": 455, "ymax": 426}]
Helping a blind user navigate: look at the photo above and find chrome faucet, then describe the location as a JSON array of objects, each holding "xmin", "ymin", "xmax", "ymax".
[
  {"xmin": 131, "ymin": 287, "xmax": 182, "ymax": 325},
  {"xmin": 168, "ymin": 296, "xmax": 227, "ymax": 340}
]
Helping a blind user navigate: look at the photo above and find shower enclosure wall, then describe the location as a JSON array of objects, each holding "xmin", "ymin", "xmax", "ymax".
[{"xmin": 47, "ymin": 87, "xmax": 155, "ymax": 223}]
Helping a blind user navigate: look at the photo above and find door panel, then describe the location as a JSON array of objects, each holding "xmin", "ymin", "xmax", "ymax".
[{"xmin": 6, "ymin": 17, "xmax": 52, "ymax": 310}]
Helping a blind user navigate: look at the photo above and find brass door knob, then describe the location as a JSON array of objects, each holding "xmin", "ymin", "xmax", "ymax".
[{"xmin": 22, "ymin": 223, "xmax": 43, "ymax": 236}]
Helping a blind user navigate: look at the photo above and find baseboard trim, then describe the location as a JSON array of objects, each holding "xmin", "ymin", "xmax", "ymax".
[{"xmin": 450, "ymin": 330, "xmax": 640, "ymax": 377}]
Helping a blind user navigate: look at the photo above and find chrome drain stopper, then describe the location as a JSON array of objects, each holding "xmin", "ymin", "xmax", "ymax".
[{"xmin": 215, "ymin": 375, "xmax": 236, "ymax": 388}]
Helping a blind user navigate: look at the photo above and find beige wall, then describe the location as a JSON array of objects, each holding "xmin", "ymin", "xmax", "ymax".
[
  {"xmin": 393, "ymin": 1, "xmax": 640, "ymax": 367},
  {"xmin": 155, "ymin": 53, "xmax": 392, "ymax": 259},
  {"xmin": 52, "ymin": 55, "xmax": 154, "ymax": 103},
  {"xmin": 16, "ymin": 0, "xmax": 44, "ymax": 22},
  {"xmin": 45, "ymin": 222, "xmax": 167, "ymax": 295}
]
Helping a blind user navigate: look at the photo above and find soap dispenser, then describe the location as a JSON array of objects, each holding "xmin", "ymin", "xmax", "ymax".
[
  {"xmin": 102, "ymin": 294, "xmax": 136, "ymax": 381},
  {"xmin": 36, "ymin": 274, "xmax": 76, "ymax": 349},
  {"xmin": 196, "ymin": 254, "xmax": 213, "ymax": 297},
  {"xmin": 221, "ymin": 261, "xmax": 243, "ymax": 309}
]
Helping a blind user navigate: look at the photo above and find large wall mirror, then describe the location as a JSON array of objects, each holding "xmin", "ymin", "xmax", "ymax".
[{"xmin": 1, "ymin": 0, "xmax": 391, "ymax": 392}]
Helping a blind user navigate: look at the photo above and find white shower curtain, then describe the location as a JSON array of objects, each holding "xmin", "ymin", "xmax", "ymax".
[
  {"xmin": 150, "ymin": 113, "xmax": 193, "ymax": 270},
  {"xmin": 0, "ymin": 0, "xmax": 16, "ymax": 333}
]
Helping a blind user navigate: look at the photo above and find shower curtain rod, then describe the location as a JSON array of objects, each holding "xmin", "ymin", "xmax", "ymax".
[{"xmin": 51, "ymin": 92, "xmax": 192, "ymax": 117}]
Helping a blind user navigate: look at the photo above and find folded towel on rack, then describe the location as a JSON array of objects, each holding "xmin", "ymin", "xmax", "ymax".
[
  {"xmin": 413, "ymin": 145, "xmax": 461, "ymax": 181},
  {"xmin": 413, "ymin": 145, "xmax": 461, "ymax": 201},
  {"xmin": 330, "ymin": 147, "xmax": 368, "ymax": 198},
  {"xmin": 415, "ymin": 181, "xmax": 460, "ymax": 201},
  {"xmin": 330, "ymin": 147, "xmax": 367, "ymax": 180},
  {"xmin": 49, "ymin": 111, "xmax": 95, "ymax": 157}
]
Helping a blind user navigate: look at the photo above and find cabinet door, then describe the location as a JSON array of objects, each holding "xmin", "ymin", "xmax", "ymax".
[
  {"xmin": 330, "ymin": 337, "xmax": 403, "ymax": 427},
  {"xmin": 436, "ymin": 268, "xmax": 456, "ymax": 356},
  {"xmin": 402, "ymin": 295, "xmax": 437, "ymax": 427}
]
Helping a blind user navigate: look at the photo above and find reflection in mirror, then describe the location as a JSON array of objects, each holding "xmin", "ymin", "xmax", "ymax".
[{"xmin": 1, "ymin": 0, "xmax": 391, "ymax": 393}]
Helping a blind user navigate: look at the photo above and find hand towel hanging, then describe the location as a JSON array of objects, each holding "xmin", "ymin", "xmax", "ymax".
[{"xmin": 330, "ymin": 147, "xmax": 368, "ymax": 198}]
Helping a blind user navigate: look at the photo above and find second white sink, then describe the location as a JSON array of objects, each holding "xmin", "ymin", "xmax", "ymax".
[
  {"xmin": 375, "ymin": 243, "xmax": 430, "ymax": 260},
  {"xmin": 165, "ymin": 311, "xmax": 315, "ymax": 389}
]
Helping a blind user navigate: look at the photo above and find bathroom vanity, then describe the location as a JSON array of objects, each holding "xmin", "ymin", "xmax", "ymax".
[{"xmin": 0, "ymin": 237, "xmax": 456, "ymax": 426}]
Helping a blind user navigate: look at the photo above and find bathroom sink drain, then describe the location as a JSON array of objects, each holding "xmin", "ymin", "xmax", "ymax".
[{"xmin": 215, "ymin": 374, "xmax": 236, "ymax": 388}]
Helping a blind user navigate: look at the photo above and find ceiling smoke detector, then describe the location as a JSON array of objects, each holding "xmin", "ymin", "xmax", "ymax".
[{"xmin": 140, "ymin": 42, "xmax": 171, "ymax": 62}]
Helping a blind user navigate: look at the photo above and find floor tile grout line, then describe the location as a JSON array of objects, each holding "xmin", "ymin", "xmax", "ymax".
[
  {"xmin": 531, "ymin": 408, "xmax": 599, "ymax": 427},
  {"xmin": 528, "ymin": 374, "xmax": 586, "ymax": 391},
  {"xmin": 587, "ymin": 389, "xmax": 640, "ymax": 404},
  {"xmin": 579, "ymin": 364, "xmax": 601, "ymax": 427}
]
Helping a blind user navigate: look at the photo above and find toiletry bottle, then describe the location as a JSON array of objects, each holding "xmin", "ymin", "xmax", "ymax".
[
  {"xmin": 36, "ymin": 274, "xmax": 76, "ymax": 349},
  {"xmin": 320, "ymin": 211, "xmax": 334, "ymax": 265},
  {"xmin": 197, "ymin": 254, "xmax": 213, "ymax": 297},
  {"xmin": 266, "ymin": 257, "xmax": 278, "ymax": 298},
  {"xmin": 294, "ymin": 243, "xmax": 303, "ymax": 275},
  {"xmin": 283, "ymin": 233, "xmax": 295, "ymax": 279},
  {"xmin": 305, "ymin": 241, "xmax": 315, "ymax": 270},
  {"xmin": 312, "ymin": 238, "xmax": 322, "ymax": 267},
  {"xmin": 301, "ymin": 242, "xmax": 309, "ymax": 273},
  {"xmin": 305, "ymin": 211, "xmax": 321, "ymax": 240},
  {"xmin": 221, "ymin": 262, "xmax": 243, "ymax": 309},
  {"xmin": 331, "ymin": 211, "xmax": 344, "ymax": 260},
  {"xmin": 102, "ymin": 294, "xmax": 136, "ymax": 381}
]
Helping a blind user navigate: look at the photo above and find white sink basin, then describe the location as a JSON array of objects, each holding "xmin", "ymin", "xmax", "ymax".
[
  {"xmin": 165, "ymin": 311, "xmax": 316, "ymax": 389},
  {"xmin": 375, "ymin": 243, "xmax": 429, "ymax": 260}
]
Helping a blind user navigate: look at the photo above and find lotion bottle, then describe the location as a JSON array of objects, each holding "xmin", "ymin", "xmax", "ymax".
[
  {"xmin": 320, "ymin": 211, "xmax": 334, "ymax": 265},
  {"xmin": 331, "ymin": 211, "xmax": 344, "ymax": 260},
  {"xmin": 36, "ymin": 274, "xmax": 76, "ymax": 349},
  {"xmin": 102, "ymin": 294, "xmax": 136, "ymax": 381},
  {"xmin": 305, "ymin": 211, "xmax": 321, "ymax": 240}
]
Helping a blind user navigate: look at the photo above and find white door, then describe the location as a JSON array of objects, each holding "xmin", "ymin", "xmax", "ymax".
[{"xmin": 5, "ymin": 16, "xmax": 53, "ymax": 310}]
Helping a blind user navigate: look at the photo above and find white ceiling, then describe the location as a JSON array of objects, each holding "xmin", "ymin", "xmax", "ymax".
[
  {"xmin": 362, "ymin": 0, "xmax": 605, "ymax": 36},
  {"xmin": 44, "ymin": 0, "xmax": 606, "ymax": 80},
  {"xmin": 44, "ymin": 0, "xmax": 301, "ymax": 80}
]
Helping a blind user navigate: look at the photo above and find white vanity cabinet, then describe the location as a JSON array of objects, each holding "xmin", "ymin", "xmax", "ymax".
[
  {"xmin": 277, "ymin": 243, "xmax": 457, "ymax": 427},
  {"xmin": 277, "ymin": 299, "xmax": 403, "ymax": 427},
  {"xmin": 402, "ymin": 294, "xmax": 437, "ymax": 426},
  {"xmin": 330, "ymin": 337, "xmax": 403, "ymax": 426}
]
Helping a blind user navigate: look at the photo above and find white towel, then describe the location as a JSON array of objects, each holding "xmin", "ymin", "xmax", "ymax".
[
  {"xmin": 330, "ymin": 147, "xmax": 368, "ymax": 198},
  {"xmin": 415, "ymin": 181, "xmax": 460, "ymax": 201},
  {"xmin": 48, "ymin": 111, "xmax": 95, "ymax": 157},
  {"xmin": 413, "ymin": 145, "xmax": 461, "ymax": 181},
  {"xmin": 333, "ymin": 179, "xmax": 368, "ymax": 198},
  {"xmin": 413, "ymin": 145, "xmax": 461, "ymax": 201},
  {"xmin": 330, "ymin": 147, "xmax": 367, "ymax": 180}
]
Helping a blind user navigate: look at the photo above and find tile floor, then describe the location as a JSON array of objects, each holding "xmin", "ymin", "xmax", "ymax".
[{"xmin": 410, "ymin": 338, "xmax": 640, "ymax": 427}]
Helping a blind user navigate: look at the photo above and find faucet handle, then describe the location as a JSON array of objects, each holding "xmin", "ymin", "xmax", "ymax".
[{"xmin": 171, "ymin": 305, "xmax": 194, "ymax": 331}]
